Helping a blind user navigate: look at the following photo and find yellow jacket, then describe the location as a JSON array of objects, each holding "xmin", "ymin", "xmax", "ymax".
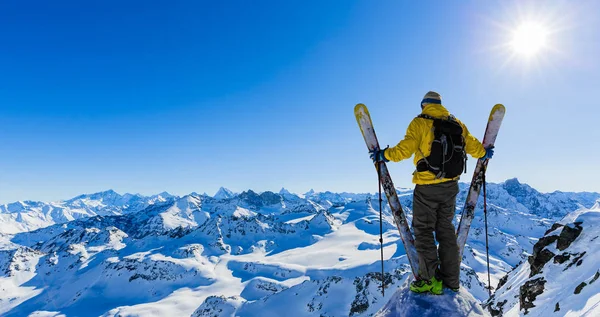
[{"xmin": 384, "ymin": 103, "xmax": 486, "ymax": 185}]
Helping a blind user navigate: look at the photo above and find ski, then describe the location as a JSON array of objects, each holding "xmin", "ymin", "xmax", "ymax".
[
  {"xmin": 456, "ymin": 104, "xmax": 506, "ymax": 261},
  {"xmin": 354, "ymin": 103, "xmax": 420, "ymax": 278}
]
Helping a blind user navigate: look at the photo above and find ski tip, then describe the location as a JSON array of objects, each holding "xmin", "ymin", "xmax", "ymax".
[
  {"xmin": 354, "ymin": 103, "xmax": 370, "ymax": 118},
  {"xmin": 492, "ymin": 104, "xmax": 505, "ymax": 112},
  {"xmin": 489, "ymin": 104, "xmax": 505, "ymax": 121}
]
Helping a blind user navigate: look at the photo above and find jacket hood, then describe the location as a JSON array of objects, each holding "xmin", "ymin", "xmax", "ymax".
[{"xmin": 421, "ymin": 104, "xmax": 450, "ymax": 118}]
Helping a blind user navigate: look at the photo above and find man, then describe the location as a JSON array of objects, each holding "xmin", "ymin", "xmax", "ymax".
[{"xmin": 369, "ymin": 91, "xmax": 493, "ymax": 294}]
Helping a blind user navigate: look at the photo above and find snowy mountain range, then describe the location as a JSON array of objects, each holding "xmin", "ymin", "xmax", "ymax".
[
  {"xmin": 0, "ymin": 190, "xmax": 174, "ymax": 234},
  {"xmin": 0, "ymin": 178, "xmax": 598, "ymax": 316}
]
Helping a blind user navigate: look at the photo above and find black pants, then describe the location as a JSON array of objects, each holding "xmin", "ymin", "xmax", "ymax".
[{"xmin": 412, "ymin": 181, "xmax": 460, "ymax": 289}]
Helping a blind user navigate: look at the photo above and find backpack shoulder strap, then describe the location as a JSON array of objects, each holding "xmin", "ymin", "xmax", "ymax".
[
  {"xmin": 419, "ymin": 113, "xmax": 459, "ymax": 122},
  {"xmin": 417, "ymin": 114, "xmax": 437, "ymax": 120}
]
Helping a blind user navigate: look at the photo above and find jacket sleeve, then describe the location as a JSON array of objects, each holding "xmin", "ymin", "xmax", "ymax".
[
  {"xmin": 461, "ymin": 122, "xmax": 486, "ymax": 158},
  {"xmin": 384, "ymin": 118, "xmax": 421, "ymax": 162}
]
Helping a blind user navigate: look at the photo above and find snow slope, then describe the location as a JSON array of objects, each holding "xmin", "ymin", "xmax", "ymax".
[{"xmin": 487, "ymin": 203, "xmax": 600, "ymax": 316}]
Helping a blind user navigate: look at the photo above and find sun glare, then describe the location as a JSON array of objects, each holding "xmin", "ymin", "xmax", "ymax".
[
  {"xmin": 510, "ymin": 22, "xmax": 549, "ymax": 57},
  {"xmin": 486, "ymin": 1, "xmax": 571, "ymax": 71}
]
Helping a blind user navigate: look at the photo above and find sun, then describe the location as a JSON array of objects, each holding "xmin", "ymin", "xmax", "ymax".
[
  {"xmin": 510, "ymin": 22, "xmax": 549, "ymax": 57},
  {"xmin": 484, "ymin": 2, "xmax": 571, "ymax": 71}
]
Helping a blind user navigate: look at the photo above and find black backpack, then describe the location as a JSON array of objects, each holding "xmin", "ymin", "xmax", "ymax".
[{"xmin": 416, "ymin": 114, "xmax": 467, "ymax": 179}]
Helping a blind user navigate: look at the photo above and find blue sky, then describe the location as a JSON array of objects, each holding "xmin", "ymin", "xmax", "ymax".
[{"xmin": 1, "ymin": 1, "xmax": 599, "ymax": 203}]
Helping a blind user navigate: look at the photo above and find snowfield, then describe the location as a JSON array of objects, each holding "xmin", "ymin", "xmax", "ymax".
[{"xmin": 0, "ymin": 179, "xmax": 598, "ymax": 316}]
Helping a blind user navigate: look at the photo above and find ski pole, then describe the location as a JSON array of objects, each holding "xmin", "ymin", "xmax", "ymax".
[
  {"xmin": 483, "ymin": 167, "xmax": 492, "ymax": 298},
  {"xmin": 376, "ymin": 161, "xmax": 385, "ymax": 297}
]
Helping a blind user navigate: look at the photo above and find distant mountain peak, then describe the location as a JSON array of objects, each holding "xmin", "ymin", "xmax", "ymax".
[
  {"xmin": 93, "ymin": 189, "xmax": 120, "ymax": 197},
  {"xmin": 279, "ymin": 188, "xmax": 292, "ymax": 195},
  {"xmin": 504, "ymin": 177, "xmax": 521, "ymax": 185},
  {"xmin": 503, "ymin": 177, "xmax": 536, "ymax": 195},
  {"xmin": 67, "ymin": 189, "xmax": 122, "ymax": 202},
  {"xmin": 214, "ymin": 187, "xmax": 235, "ymax": 200}
]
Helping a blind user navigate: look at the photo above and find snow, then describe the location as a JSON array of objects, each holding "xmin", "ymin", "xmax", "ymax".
[
  {"xmin": 28, "ymin": 312, "xmax": 66, "ymax": 317},
  {"xmin": 285, "ymin": 214, "xmax": 316, "ymax": 224},
  {"xmin": 488, "ymin": 207, "xmax": 600, "ymax": 316},
  {"xmin": 0, "ymin": 181, "xmax": 598, "ymax": 316},
  {"xmin": 375, "ymin": 280, "xmax": 490, "ymax": 317}
]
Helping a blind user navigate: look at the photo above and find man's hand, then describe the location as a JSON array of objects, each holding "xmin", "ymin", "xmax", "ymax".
[
  {"xmin": 481, "ymin": 146, "xmax": 494, "ymax": 160},
  {"xmin": 369, "ymin": 146, "xmax": 390, "ymax": 163}
]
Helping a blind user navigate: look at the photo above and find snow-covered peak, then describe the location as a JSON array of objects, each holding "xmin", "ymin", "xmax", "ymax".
[
  {"xmin": 124, "ymin": 195, "xmax": 206, "ymax": 238},
  {"xmin": 151, "ymin": 191, "xmax": 174, "ymax": 200},
  {"xmin": 214, "ymin": 187, "xmax": 235, "ymax": 200},
  {"xmin": 0, "ymin": 200, "xmax": 49, "ymax": 214},
  {"xmin": 502, "ymin": 178, "xmax": 536, "ymax": 197},
  {"xmin": 376, "ymin": 281, "xmax": 489, "ymax": 317},
  {"xmin": 279, "ymin": 187, "xmax": 292, "ymax": 195},
  {"xmin": 277, "ymin": 188, "xmax": 304, "ymax": 203},
  {"xmin": 307, "ymin": 211, "xmax": 336, "ymax": 232},
  {"xmin": 1, "ymin": 201, "xmax": 23, "ymax": 214},
  {"xmin": 66, "ymin": 189, "xmax": 122, "ymax": 203}
]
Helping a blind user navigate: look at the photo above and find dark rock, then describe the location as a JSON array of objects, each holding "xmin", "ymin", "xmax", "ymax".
[
  {"xmin": 350, "ymin": 275, "xmax": 372, "ymax": 316},
  {"xmin": 553, "ymin": 253, "xmax": 571, "ymax": 264},
  {"xmin": 531, "ymin": 235, "xmax": 558, "ymax": 256},
  {"xmin": 259, "ymin": 191, "xmax": 283, "ymax": 205},
  {"xmin": 520, "ymin": 277, "xmax": 546, "ymax": 314},
  {"xmin": 489, "ymin": 299, "xmax": 507, "ymax": 316},
  {"xmin": 497, "ymin": 274, "xmax": 509, "ymax": 290},
  {"xmin": 590, "ymin": 271, "xmax": 600, "ymax": 284},
  {"xmin": 529, "ymin": 249, "xmax": 555, "ymax": 277},
  {"xmin": 565, "ymin": 252, "xmax": 587, "ymax": 271},
  {"xmin": 544, "ymin": 223, "xmax": 564, "ymax": 236},
  {"xmin": 557, "ymin": 223, "xmax": 583, "ymax": 251},
  {"xmin": 574, "ymin": 282, "xmax": 587, "ymax": 294},
  {"xmin": 169, "ymin": 226, "xmax": 191, "ymax": 238},
  {"xmin": 238, "ymin": 190, "xmax": 263, "ymax": 209}
]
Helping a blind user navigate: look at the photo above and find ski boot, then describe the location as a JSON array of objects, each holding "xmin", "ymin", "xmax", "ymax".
[
  {"xmin": 410, "ymin": 276, "xmax": 443, "ymax": 295},
  {"xmin": 444, "ymin": 283, "xmax": 459, "ymax": 293},
  {"xmin": 430, "ymin": 276, "xmax": 443, "ymax": 295}
]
